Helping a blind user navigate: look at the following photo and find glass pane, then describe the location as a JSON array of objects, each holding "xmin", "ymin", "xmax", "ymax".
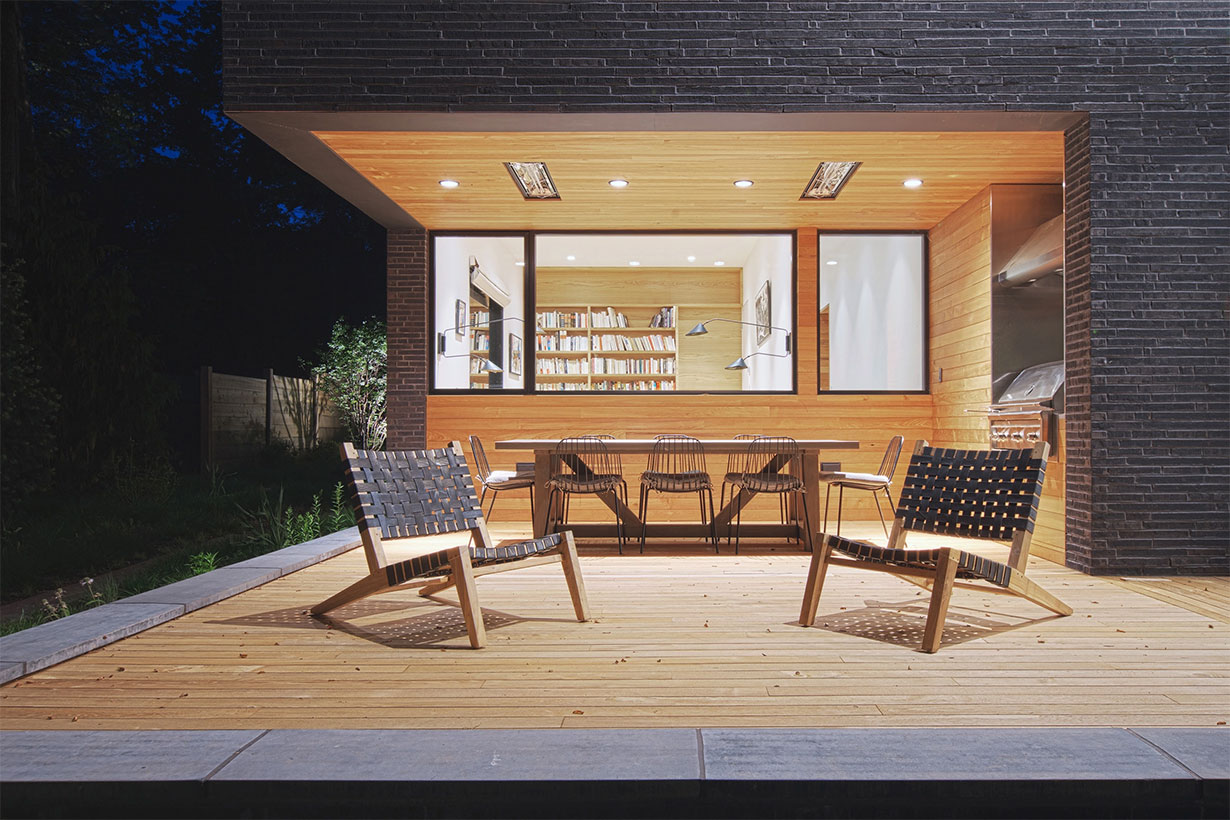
[
  {"xmin": 534, "ymin": 234, "xmax": 793, "ymax": 393},
  {"xmin": 433, "ymin": 235, "xmax": 527, "ymax": 390},
  {"xmin": 818, "ymin": 234, "xmax": 925, "ymax": 392}
]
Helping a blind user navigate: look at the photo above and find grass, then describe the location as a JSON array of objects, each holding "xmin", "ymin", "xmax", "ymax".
[{"xmin": 0, "ymin": 442, "xmax": 355, "ymax": 635}]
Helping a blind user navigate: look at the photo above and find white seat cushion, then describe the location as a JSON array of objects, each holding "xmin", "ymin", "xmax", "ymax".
[
  {"xmin": 486, "ymin": 469, "xmax": 535, "ymax": 485},
  {"xmin": 820, "ymin": 472, "xmax": 890, "ymax": 488}
]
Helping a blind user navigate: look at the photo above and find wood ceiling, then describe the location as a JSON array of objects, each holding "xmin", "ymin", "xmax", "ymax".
[{"xmin": 313, "ymin": 130, "xmax": 1065, "ymax": 231}]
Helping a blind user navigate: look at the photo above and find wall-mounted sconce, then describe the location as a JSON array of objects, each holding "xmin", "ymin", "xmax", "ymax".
[
  {"xmin": 685, "ymin": 317, "xmax": 793, "ymax": 370},
  {"xmin": 725, "ymin": 351, "xmax": 790, "ymax": 370}
]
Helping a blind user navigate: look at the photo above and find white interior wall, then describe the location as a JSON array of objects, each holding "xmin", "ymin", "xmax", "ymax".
[
  {"xmin": 819, "ymin": 234, "xmax": 924, "ymax": 391},
  {"xmin": 739, "ymin": 235, "xmax": 794, "ymax": 390},
  {"xmin": 434, "ymin": 236, "xmax": 526, "ymax": 389}
]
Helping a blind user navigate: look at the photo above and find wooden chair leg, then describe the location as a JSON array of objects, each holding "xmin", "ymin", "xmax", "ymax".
[
  {"xmin": 448, "ymin": 546, "xmax": 486, "ymax": 649},
  {"xmin": 311, "ymin": 573, "xmax": 389, "ymax": 616},
  {"xmin": 1008, "ymin": 572, "xmax": 1074, "ymax": 616},
  {"xmin": 799, "ymin": 534, "xmax": 834, "ymax": 626},
  {"xmin": 922, "ymin": 548, "xmax": 958, "ymax": 653},
  {"xmin": 557, "ymin": 530, "xmax": 590, "ymax": 621},
  {"xmin": 418, "ymin": 576, "xmax": 455, "ymax": 597}
]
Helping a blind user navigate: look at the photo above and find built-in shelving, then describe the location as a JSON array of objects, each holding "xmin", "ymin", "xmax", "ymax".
[{"xmin": 535, "ymin": 305, "xmax": 678, "ymax": 391}]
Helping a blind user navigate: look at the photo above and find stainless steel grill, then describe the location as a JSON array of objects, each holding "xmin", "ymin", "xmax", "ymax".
[{"xmin": 986, "ymin": 360, "xmax": 1064, "ymax": 449}]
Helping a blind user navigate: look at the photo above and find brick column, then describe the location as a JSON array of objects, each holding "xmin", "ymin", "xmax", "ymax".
[
  {"xmin": 1062, "ymin": 119, "xmax": 1093, "ymax": 573},
  {"xmin": 386, "ymin": 229, "xmax": 427, "ymax": 449}
]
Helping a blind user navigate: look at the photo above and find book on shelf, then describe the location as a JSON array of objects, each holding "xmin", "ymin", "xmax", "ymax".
[
  {"xmin": 648, "ymin": 306, "xmax": 675, "ymax": 329},
  {"xmin": 470, "ymin": 330, "xmax": 489, "ymax": 351},
  {"xmin": 469, "ymin": 310, "xmax": 490, "ymax": 327}
]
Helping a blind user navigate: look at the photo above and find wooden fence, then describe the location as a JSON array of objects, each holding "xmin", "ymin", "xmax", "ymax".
[{"xmin": 199, "ymin": 366, "xmax": 343, "ymax": 470}]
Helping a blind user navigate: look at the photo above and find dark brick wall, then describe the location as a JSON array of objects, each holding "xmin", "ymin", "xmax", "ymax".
[
  {"xmin": 1063, "ymin": 119, "xmax": 1093, "ymax": 573},
  {"xmin": 222, "ymin": 2, "xmax": 1229, "ymax": 574},
  {"xmin": 386, "ymin": 229, "xmax": 427, "ymax": 450}
]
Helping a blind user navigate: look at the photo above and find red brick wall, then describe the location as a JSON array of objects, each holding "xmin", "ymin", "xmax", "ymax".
[{"xmin": 386, "ymin": 229, "xmax": 427, "ymax": 449}]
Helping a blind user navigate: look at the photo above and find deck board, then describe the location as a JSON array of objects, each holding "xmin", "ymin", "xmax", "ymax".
[{"xmin": 2, "ymin": 526, "xmax": 1227, "ymax": 730}]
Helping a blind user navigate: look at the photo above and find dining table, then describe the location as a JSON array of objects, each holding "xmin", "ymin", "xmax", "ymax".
[{"xmin": 494, "ymin": 438, "xmax": 859, "ymax": 544}]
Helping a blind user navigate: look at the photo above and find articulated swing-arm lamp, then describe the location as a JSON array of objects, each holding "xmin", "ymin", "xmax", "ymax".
[
  {"xmin": 686, "ymin": 317, "xmax": 793, "ymax": 370},
  {"xmin": 438, "ymin": 316, "xmax": 541, "ymax": 374}
]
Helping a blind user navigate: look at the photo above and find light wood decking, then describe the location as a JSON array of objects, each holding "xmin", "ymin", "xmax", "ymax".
[{"xmin": 2, "ymin": 526, "xmax": 1226, "ymax": 730}]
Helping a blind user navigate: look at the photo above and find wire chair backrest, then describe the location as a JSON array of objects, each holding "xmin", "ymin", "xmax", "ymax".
[
  {"xmin": 555, "ymin": 435, "xmax": 623, "ymax": 480},
  {"xmin": 739, "ymin": 436, "xmax": 801, "ymax": 490},
  {"xmin": 647, "ymin": 434, "xmax": 707, "ymax": 476},
  {"xmin": 895, "ymin": 444, "xmax": 1048, "ymax": 543},
  {"xmin": 877, "ymin": 435, "xmax": 905, "ymax": 479},
  {"xmin": 468, "ymin": 435, "xmax": 493, "ymax": 481},
  {"xmin": 726, "ymin": 433, "xmax": 759, "ymax": 475},
  {"xmin": 343, "ymin": 444, "xmax": 483, "ymax": 540}
]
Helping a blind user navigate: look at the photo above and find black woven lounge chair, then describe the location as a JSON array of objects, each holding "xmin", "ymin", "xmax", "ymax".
[
  {"xmin": 799, "ymin": 440, "xmax": 1071, "ymax": 653},
  {"xmin": 312, "ymin": 442, "xmax": 589, "ymax": 648}
]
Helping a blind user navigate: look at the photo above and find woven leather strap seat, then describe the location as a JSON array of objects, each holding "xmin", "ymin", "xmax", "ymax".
[
  {"xmin": 547, "ymin": 473, "xmax": 624, "ymax": 494},
  {"xmin": 313, "ymin": 442, "xmax": 589, "ymax": 649},
  {"xmin": 824, "ymin": 534, "xmax": 1015, "ymax": 588},
  {"xmin": 385, "ymin": 532, "xmax": 564, "ymax": 584}
]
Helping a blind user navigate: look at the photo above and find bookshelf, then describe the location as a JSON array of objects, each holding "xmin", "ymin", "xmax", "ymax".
[{"xmin": 535, "ymin": 305, "xmax": 678, "ymax": 391}]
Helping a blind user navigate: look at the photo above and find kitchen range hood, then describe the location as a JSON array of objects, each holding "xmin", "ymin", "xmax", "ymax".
[{"xmin": 996, "ymin": 213, "xmax": 1064, "ymax": 287}]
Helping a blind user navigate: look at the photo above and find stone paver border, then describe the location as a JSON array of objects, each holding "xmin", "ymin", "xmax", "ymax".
[
  {"xmin": 0, "ymin": 529, "xmax": 360, "ymax": 684},
  {"xmin": 0, "ymin": 728, "xmax": 1225, "ymax": 818}
]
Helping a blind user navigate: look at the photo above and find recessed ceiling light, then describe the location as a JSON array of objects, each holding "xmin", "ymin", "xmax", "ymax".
[
  {"xmin": 733, "ymin": 179, "xmax": 754, "ymax": 188},
  {"xmin": 504, "ymin": 161, "xmax": 560, "ymax": 199},
  {"xmin": 714, "ymin": 261, "xmax": 726, "ymax": 266},
  {"xmin": 629, "ymin": 261, "xmax": 641, "ymax": 266},
  {"xmin": 826, "ymin": 260, "xmax": 838, "ymax": 266},
  {"xmin": 687, "ymin": 255, "xmax": 697, "ymax": 262},
  {"xmin": 608, "ymin": 178, "xmax": 629, "ymax": 189},
  {"xmin": 566, "ymin": 254, "xmax": 576, "ymax": 261},
  {"xmin": 800, "ymin": 161, "xmax": 861, "ymax": 199},
  {"xmin": 903, "ymin": 178, "xmax": 924, "ymax": 189},
  {"xmin": 439, "ymin": 179, "xmax": 460, "ymax": 189}
]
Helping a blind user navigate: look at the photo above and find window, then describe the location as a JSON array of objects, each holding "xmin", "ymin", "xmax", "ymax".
[
  {"xmin": 432, "ymin": 232, "xmax": 796, "ymax": 393},
  {"xmin": 818, "ymin": 233, "xmax": 926, "ymax": 392},
  {"xmin": 432, "ymin": 234, "xmax": 529, "ymax": 391},
  {"xmin": 533, "ymin": 233, "xmax": 793, "ymax": 393}
]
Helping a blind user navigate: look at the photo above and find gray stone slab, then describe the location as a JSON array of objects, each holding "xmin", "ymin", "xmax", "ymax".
[
  {"xmin": 0, "ymin": 730, "xmax": 265, "ymax": 781},
  {"xmin": 215, "ymin": 728, "xmax": 700, "ymax": 781},
  {"xmin": 1133, "ymin": 728, "xmax": 1230, "ymax": 780},
  {"xmin": 0, "ymin": 661, "xmax": 26, "ymax": 684},
  {"xmin": 119, "ymin": 567, "xmax": 281, "ymax": 612},
  {"xmin": 0, "ymin": 603, "xmax": 184, "ymax": 675},
  {"xmin": 227, "ymin": 531, "xmax": 359, "ymax": 575},
  {"xmin": 701, "ymin": 728, "xmax": 1196, "ymax": 781}
]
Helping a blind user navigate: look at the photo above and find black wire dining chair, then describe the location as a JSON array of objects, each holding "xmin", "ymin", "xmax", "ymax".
[
  {"xmin": 638, "ymin": 434, "xmax": 717, "ymax": 554},
  {"xmin": 728, "ymin": 435, "xmax": 813, "ymax": 555},
  {"xmin": 546, "ymin": 435, "xmax": 629, "ymax": 552}
]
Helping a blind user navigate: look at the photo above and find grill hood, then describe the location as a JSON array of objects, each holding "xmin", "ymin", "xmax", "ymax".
[{"xmin": 996, "ymin": 214, "xmax": 1064, "ymax": 287}]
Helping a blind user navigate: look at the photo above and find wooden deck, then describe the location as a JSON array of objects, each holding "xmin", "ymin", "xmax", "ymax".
[{"xmin": 2, "ymin": 526, "xmax": 1227, "ymax": 731}]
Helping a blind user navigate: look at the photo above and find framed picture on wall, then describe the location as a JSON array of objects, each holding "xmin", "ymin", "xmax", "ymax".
[
  {"xmin": 455, "ymin": 299, "xmax": 466, "ymax": 338},
  {"xmin": 509, "ymin": 333, "xmax": 523, "ymax": 377},
  {"xmin": 755, "ymin": 281, "xmax": 772, "ymax": 346}
]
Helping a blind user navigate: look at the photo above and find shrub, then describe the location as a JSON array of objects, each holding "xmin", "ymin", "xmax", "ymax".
[{"xmin": 310, "ymin": 318, "xmax": 386, "ymax": 449}]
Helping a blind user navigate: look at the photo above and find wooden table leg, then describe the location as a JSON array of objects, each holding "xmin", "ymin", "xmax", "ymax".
[
  {"xmin": 802, "ymin": 450, "xmax": 821, "ymax": 547},
  {"xmin": 532, "ymin": 450, "xmax": 551, "ymax": 538}
]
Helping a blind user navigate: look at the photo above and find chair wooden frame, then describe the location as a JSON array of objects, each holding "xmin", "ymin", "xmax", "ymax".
[
  {"xmin": 800, "ymin": 440, "xmax": 1072, "ymax": 653},
  {"xmin": 312, "ymin": 442, "xmax": 589, "ymax": 649}
]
